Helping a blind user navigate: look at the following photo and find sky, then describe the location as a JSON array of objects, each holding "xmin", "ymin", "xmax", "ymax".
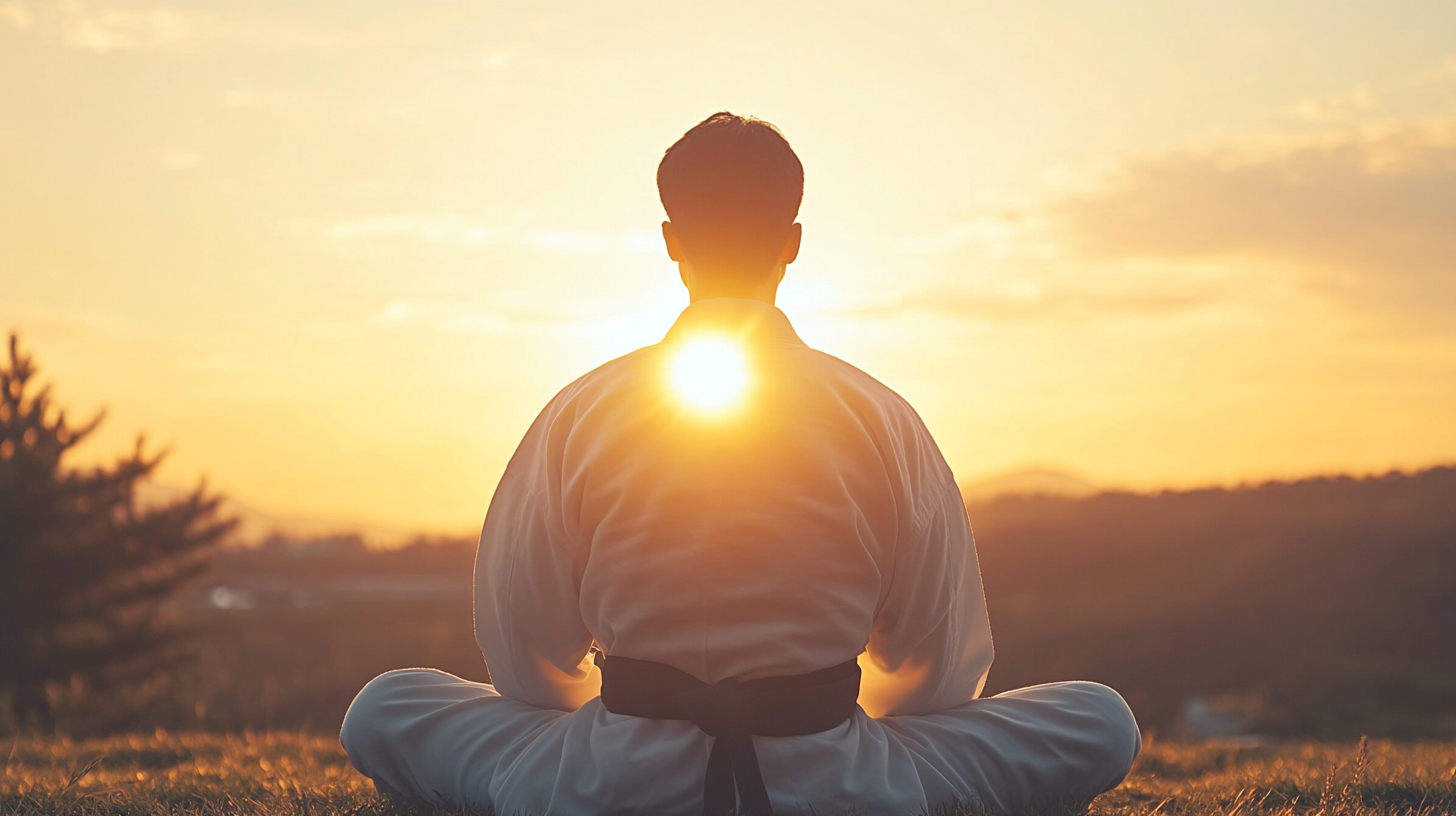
[{"xmin": 3, "ymin": 1, "xmax": 1455, "ymax": 538}]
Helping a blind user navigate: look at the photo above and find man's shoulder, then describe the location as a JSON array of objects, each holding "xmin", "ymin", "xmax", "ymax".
[
  {"xmin": 569, "ymin": 344, "xmax": 662, "ymax": 393},
  {"xmin": 794, "ymin": 346, "xmax": 926, "ymax": 425},
  {"xmin": 795, "ymin": 347, "xmax": 958, "ymax": 493},
  {"xmin": 534, "ymin": 346, "xmax": 652, "ymax": 414}
]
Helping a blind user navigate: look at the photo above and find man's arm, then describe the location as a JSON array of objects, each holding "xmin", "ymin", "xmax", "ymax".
[
  {"xmin": 859, "ymin": 479, "xmax": 993, "ymax": 717},
  {"xmin": 473, "ymin": 400, "xmax": 602, "ymax": 712}
]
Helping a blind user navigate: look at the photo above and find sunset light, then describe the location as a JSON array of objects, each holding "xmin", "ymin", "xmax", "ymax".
[
  {"xmin": 668, "ymin": 338, "xmax": 749, "ymax": 413},
  {"xmin": 3, "ymin": 3, "xmax": 1455, "ymax": 537},
  {"xmin": 4, "ymin": 7, "xmax": 1456, "ymax": 812}
]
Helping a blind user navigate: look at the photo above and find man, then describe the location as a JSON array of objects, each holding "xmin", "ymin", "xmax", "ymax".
[{"xmin": 341, "ymin": 112, "xmax": 1140, "ymax": 816}]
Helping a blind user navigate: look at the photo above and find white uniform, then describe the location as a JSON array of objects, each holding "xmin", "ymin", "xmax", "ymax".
[{"xmin": 342, "ymin": 298, "xmax": 1140, "ymax": 816}]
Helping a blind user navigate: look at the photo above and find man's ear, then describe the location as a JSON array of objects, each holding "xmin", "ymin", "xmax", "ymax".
[
  {"xmin": 662, "ymin": 221, "xmax": 685, "ymax": 262},
  {"xmin": 778, "ymin": 223, "xmax": 803, "ymax": 265}
]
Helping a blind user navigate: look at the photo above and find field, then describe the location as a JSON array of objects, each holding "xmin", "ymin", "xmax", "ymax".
[{"xmin": 4, "ymin": 732, "xmax": 1455, "ymax": 816}]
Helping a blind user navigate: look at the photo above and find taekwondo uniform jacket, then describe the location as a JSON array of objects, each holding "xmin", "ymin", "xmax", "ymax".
[{"xmin": 341, "ymin": 298, "xmax": 1139, "ymax": 816}]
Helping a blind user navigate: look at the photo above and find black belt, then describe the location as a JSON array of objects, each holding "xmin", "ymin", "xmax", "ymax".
[{"xmin": 595, "ymin": 651, "xmax": 861, "ymax": 816}]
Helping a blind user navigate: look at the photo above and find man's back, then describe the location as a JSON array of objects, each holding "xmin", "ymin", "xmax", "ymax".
[{"xmin": 474, "ymin": 297, "xmax": 993, "ymax": 715}]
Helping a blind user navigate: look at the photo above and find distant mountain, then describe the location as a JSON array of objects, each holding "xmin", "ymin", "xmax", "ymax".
[
  {"xmin": 134, "ymin": 481, "xmax": 428, "ymax": 548},
  {"xmin": 961, "ymin": 467, "xmax": 1100, "ymax": 503}
]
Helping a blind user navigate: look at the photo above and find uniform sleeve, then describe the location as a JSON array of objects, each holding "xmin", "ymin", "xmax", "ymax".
[
  {"xmin": 859, "ymin": 479, "xmax": 994, "ymax": 718},
  {"xmin": 473, "ymin": 399, "xmax": 602, "ymax": 712}
]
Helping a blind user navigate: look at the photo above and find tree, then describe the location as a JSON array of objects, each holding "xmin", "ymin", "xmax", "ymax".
[{"xmin": 0, "ymin": 334, "xmax": 235, "ymax": 733}]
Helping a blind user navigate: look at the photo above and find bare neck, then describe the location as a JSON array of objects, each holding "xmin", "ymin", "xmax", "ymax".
[{"xmin": 680, "ymin": 263, "xmax": 785, "ymax": 305}]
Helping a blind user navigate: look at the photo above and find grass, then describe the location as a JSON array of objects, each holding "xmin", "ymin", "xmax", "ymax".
[{"xmin": 3, "ymin": 731, "xmax": 1455, "ymax": 815}]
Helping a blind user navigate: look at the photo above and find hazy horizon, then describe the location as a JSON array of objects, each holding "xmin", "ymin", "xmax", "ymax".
[
  {"xmin": 5, "ymin": 2, "xmax": 1456, "ymax": 534},
  {"xmin": 139, "ymin": 462, "xmax": 1453, "ymax": 547}
]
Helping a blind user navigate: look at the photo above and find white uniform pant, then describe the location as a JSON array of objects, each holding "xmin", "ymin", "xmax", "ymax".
[{"xmin": 341, "ymin": 669, "xmax": 1140, "ymax": 816}]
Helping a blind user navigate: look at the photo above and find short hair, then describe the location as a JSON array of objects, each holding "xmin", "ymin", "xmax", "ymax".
[{"xmin": 657, "ymin": 112, "xmax": 804, "ymax": 277}]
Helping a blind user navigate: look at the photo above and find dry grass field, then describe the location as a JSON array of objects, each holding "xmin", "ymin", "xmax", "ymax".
[{"xmin": 3, "ymin": 732, "xmax": 1454, "ymax": 816}]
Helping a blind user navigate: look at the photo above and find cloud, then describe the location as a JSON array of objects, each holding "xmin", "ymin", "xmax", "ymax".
[
  {"xmin": 1285, "ymin": 85, "xmax": 1377, "ymax": 122},
  {"xmin": 523, "ymin": 229, "xmax": 658, "ymax": 255},
  {"xmin": 9, "ymin": 1, "xmax": 342, "ymax": 53},
  {"xmin": 893, "ymin": 196, "xmax": 1242, "ymax": 324},
  {"xmin": 62, "ymin": 1, "xmax": 189, "ymax": 53},
  {"xmin": 849, "ymin": 280, "xmax": 1229, "ymax": 323},
  {"xmin": 900, "ymin": 211, "xmax": 1059, "ymax": 261},
  {"xmin": 523, "ymin": 229, "xmax": 611, "ymax": 254},
  {"xmin": 0, "ymin": 1, "xmax": 33, "ymax": 30},
  {"xmin": 377, "ymin": 299, "xmax": 570, "ymax": 333},
  {"xmin": 1048, "ymin": 115, "xmax": 1456, "ymax": 314},
  {"xmin": 329, "ymin": 215, "xmax": 494, "ymax": 247},
  {"xmin": 328, "ymin": 217, "xmax": 658, "ymax": 255}
]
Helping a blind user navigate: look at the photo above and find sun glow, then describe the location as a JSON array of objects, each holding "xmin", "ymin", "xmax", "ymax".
[{"xmin": 669, "ymin": 338, "xmax": 749, "ymax": 413}]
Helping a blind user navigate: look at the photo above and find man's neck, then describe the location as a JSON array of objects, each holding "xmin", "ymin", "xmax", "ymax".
[
  {"xmin": 681, "ymin": 263, "xmax": 784, "ymax": 305},
  {"xmin": 687, "ymin": 287, "xmax": 777, "ymax": 306}
]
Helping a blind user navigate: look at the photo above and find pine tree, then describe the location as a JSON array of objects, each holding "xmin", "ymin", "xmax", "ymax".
[{"xmin": 0, "ymin": 334, "xmax": 235, "ymax": 732}]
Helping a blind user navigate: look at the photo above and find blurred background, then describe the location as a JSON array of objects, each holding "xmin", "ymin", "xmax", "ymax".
[{"xmin": 1, "ymin": 1, "xmax": 1454, "ymax": 740}]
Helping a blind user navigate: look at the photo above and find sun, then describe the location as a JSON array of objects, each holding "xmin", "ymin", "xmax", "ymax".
[{"xmin": 669, "ymin": 338, "xmax": 749, "ymax": 413}]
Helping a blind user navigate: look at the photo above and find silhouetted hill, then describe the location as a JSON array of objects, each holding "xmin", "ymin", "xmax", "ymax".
[
  {"xmin": 38, "ymin": 469, "xmax": 1453, "ymax": 737},
  {"xmin": 961, "ymin": 467, "xmax": 1100, "ymax": 503},
  {"xmin": 969, "ymin": 466, "xmax": 1456, "ymax": 738}
]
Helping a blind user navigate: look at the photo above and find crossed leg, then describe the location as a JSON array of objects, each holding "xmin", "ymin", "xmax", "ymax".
[
  {"xmin": 342, "ymin": 671, "xmax": 1139, "ymax": 816},
  {"xmin": 879, "ymin": 681, "xmax": 1142, "ymax": 815}
]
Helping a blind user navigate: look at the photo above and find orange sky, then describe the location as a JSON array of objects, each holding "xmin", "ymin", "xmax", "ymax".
[{"xmin": 3, "ymin": 2, "xmax": 1456, "ymax": 538}]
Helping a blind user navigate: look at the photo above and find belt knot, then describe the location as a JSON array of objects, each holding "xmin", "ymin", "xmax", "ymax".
[
  {"xmin": 595, "ymin": 651, "xmax": 860, "ymax": 816},
  {"xmin": 673, "ymin": 676, "xmax": 753, "ymax": 736}
]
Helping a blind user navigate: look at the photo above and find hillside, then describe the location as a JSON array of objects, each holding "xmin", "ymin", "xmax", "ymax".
[
  {"xmin": 969, "ymin": 466, "xmax": 1456, "ymax": 738},
  {"xmin": 15, "ymin": 468, "xmax": 1452, "ymax": 738}
]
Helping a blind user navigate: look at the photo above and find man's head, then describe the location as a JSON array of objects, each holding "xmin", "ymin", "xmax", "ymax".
[{"xmin": 658, "ymin": 112, "xmax": 803, "ymax": 301}]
